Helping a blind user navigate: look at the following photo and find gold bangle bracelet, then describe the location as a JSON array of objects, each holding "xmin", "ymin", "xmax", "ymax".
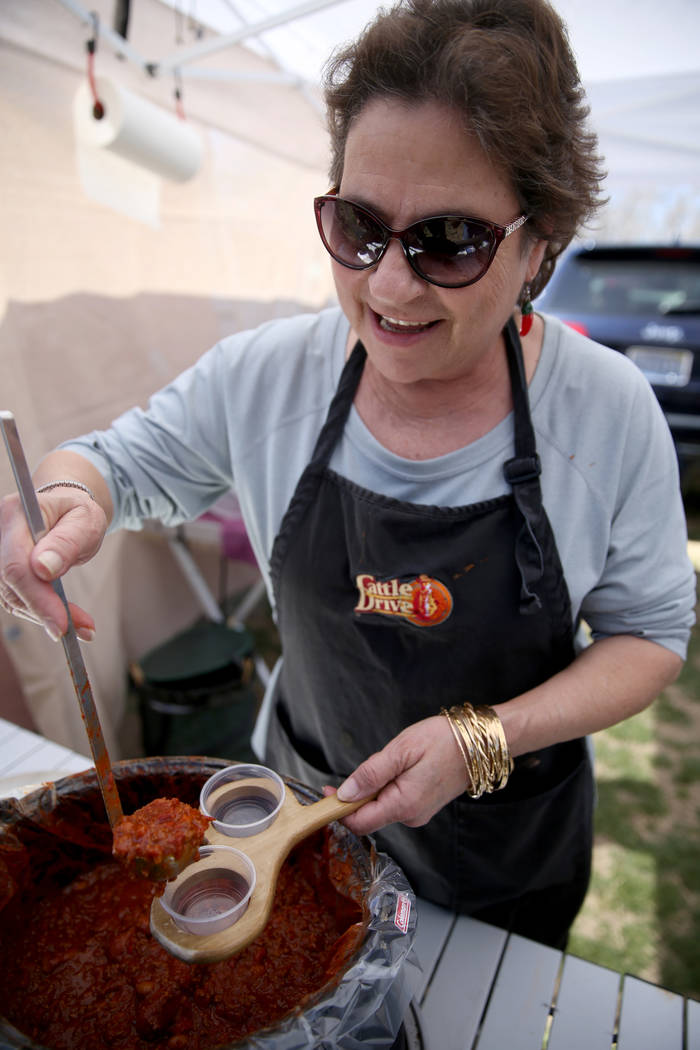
[
  {"xmin": 441, "ymin": 703, "xmax": 513, "ymax": 799},
  {"xmin": 477, "ymin": 705, "xmax": 514, "ymax": 789},
  {"xmin": 451, "ymin": 707, "xmax": 489, "ymax": 797},
  {"xmin": 440, "ymin": 707, "xmax": 471, "ymax": 791}
]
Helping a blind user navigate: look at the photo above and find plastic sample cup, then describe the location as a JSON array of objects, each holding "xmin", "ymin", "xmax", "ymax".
[
  {"xmin": 160, "ymin": 845, "xmax": 256, "ymax": 936},
  {"xmin": 200, "ymin": 764, "xmax": 285, "ymax": 838}
]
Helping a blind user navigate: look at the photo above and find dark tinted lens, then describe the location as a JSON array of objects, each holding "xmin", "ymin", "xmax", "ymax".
[
  {"xmin": 320, "ymin": 199, "xmax": 386, "ymax": 267},
  {"xmin": 406, "ymin": 217, "xmax": 495, "ymax": 285}
]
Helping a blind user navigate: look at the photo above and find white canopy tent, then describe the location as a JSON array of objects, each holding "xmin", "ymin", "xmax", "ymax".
[
  {"xmin": 166, "ymin": 0, "xmax": 700, "ymax": 242},
  {"xmin": 158, "ymin": 0, "xmax": 700, "ymax": 86},
  {"xmin": 5, "ymin": 0, "xmax": 700, "ymax": 241},
  {"xmin": 60, "ymin": 0, "xmax": 700, "ymax": 240}
]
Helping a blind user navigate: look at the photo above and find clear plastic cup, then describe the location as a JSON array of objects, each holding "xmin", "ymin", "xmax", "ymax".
[
  {"xmin": 200, "ymin": 763, "xmax": 285, "ymax": 838},
  {"xmin": 160, "ymin": 844, "xmax": 256, "ymax": 936}
]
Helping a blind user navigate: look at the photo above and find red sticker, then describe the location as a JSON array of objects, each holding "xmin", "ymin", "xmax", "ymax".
[{"xmin": 394, "ymin": 893, "xmax": 412, "ymax": 933}]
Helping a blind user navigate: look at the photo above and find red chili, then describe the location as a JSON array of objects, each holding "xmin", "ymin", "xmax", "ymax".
[
  {"xmin": 112, "ymin": 797, "xmax": 211, "ymax": 869},
  {"xmin": 0, "ymin": 832, "xmax": 364, "ymax": 1049}
]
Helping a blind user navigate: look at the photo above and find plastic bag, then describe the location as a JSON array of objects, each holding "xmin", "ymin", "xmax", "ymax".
[{"xmin": 233, "ymin": 838, "xmax": 420, "ymax": 1050}]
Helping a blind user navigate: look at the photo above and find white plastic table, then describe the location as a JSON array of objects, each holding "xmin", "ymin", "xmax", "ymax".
[{"xmin": 411, "ymin": 895, "xmax": 699, "ymax": 1050}]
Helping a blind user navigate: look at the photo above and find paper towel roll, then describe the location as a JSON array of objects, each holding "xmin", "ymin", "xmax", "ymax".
[{"xmin": 73, "ymin": 76, "xmax": 203, "ymax": 183}]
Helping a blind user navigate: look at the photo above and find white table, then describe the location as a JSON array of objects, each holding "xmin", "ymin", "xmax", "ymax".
[
  {"xmin": 0, "ymin": 716, "xmax": 91, "ymax": 791},
  {"xmin": 411, "ymin": 897, "xmax": 700, "ymax": 1050},
  {"xmin": 1, "ymin": 716, "xmax": 698, "ymax": 1050}
]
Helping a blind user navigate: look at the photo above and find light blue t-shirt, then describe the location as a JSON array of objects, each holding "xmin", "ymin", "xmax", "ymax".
[{"xmin": 63, "ymin": 306, "xmax": 696, "ymax": 659}]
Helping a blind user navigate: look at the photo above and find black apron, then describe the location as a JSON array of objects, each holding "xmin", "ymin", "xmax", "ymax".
[{"xmin": 265, "ymin": 320, "xmax": 594, "ymax": 945}]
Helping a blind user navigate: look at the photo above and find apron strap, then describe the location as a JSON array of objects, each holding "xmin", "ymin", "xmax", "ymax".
[
  {"xmin": 269, "ymin": 341, "xmax": 365, "ymax": 585},
  {"xmin": 502, "ymin": 319, "xmax": 546, "ymax": 613},
  {"xmin": 309, "ymin": 340, "xmax": 366, "ymax": 467}
]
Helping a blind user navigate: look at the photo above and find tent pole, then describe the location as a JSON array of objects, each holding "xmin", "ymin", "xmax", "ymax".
[
  {"xmin": 157, "ymin": 0, "xmax": 352, "ymax": 73},
  {"xmin": 52, "ymin": 0, "xmax": 149, "ymax": 70}
]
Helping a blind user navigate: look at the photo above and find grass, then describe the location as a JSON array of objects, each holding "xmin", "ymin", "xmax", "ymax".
[{"xmin": 568, "ymin": 498, "xmax": 700, "ymax": 998}]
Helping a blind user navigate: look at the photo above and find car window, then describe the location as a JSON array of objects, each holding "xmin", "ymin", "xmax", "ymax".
[{"xmin": 548, "ymin": 257, "xmax": 700, "ymax": 316}]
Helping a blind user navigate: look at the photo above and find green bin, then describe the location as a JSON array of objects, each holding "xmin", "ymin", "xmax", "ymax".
[{"xmin": 131, "ymin": 620, "xmax": 259, "ymax": 762}]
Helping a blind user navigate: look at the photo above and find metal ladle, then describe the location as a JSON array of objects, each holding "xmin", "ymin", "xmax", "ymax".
[
  {"xmin": 0, "ymin": 411, "xmax": 194, "ymax": 881},
  {"xmin": 0, "ymin": 411, "xmax": 124, "ymax": 828}
]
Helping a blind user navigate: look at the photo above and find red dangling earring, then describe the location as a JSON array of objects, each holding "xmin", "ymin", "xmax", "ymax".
[{"xmin": 519, "ymin": 285, "xmax": 533, "ymax": 337}]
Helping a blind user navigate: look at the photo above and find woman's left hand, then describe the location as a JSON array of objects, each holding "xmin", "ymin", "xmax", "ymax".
[{"xmin": 330, "ymin": 715, "xmax": 468, "ymax": 836}]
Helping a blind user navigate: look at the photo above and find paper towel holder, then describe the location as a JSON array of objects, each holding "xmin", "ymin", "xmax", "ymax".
[
  {"xmin": 85, "ymin": 11, "xmax": 105, "ymax": 121},
  {"xmin": 73, "ymin": 74, "xmax": 203, "ymax": 184}
]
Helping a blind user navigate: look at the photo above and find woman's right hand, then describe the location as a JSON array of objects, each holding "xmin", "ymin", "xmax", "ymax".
[
  {"xmin": 333, "ymin": 714, "xmax": 470, "ymax": 837},
  {"xmin": 0, "ymin": 484, "xmax": 107, "ymax": 642}
]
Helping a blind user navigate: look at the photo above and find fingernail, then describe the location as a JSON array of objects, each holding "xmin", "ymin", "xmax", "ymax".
[
  {"xmin": 77, "ymin": 627, "xmax": 95, "ymax": 642},
  {"xmin": 337, "ymin": 777, "xmax": 360, "ymax": 802},
  {"xmin": 44, "ymin": 620, "xmax": 62, "ymax": 642},
  {"xmin": 37, "ymin": 551, "xmax": 64, "ymax": 579}
]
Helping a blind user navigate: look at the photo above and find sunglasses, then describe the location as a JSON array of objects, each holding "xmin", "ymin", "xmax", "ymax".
[{"xmin": 314, "ymin": 193, "xmax": 528, "ymax": 289}]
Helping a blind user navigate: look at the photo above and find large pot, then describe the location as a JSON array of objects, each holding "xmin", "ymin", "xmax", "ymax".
[{"xmin": 0, "ymin": 757, "xmax": 417, "ymax": 1050}]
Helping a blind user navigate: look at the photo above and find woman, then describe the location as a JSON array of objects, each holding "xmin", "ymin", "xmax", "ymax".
[{"xmin": 0, "ymin": 0, "xmax": 694, "ymax": 948}]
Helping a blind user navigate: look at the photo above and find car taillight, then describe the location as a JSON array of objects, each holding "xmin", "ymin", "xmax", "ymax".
[
  {"xmin": 654, "ymin": 248, "xmax": 693, "ymax": 260},
  {"xmin": 563, "ymin": 320, "xmax": 589, "ymax": 337}
]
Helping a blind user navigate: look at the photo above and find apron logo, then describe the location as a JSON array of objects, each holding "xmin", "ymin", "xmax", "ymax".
[{"xmin": 354, "ymin": 573, "xmax": 453, "ymax": 627}]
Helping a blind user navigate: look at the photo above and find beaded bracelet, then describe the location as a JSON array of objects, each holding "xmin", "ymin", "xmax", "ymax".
[
  {"xmin": 441, "ymin": 703, "xmax": 514, "ymax": 799},
  {"xmin": 36, "ymin": 480, "xmax": 97, "ymax": 503}
]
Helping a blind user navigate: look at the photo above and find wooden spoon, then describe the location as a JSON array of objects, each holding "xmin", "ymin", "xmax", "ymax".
[{"xmin": 149, "ymin": 785, "xmax": 372, "ymax": 963}]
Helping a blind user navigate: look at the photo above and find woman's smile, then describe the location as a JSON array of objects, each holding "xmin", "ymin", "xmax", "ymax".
[
  {"xmin": 374, "ymin": 311, "xmax": 440, "ymax": 337},
  {"xmin": 378, "ymin": 314, "xmax": 437, "ymax": 333}
]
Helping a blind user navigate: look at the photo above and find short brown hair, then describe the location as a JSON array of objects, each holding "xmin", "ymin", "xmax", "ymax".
[{"xmin": 323, "ymin": 0, "xmax": 606, "ymax": 297}]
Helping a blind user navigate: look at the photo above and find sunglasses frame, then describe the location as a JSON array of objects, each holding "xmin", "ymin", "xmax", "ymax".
[{"xmin": 314, "ymin": 192, "xmax": 528, "ymax": 289}]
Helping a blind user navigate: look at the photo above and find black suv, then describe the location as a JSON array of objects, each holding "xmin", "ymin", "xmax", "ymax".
[{"xmin": 536, "ymin": 244, "xmax": 700, "ymax": 479}]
